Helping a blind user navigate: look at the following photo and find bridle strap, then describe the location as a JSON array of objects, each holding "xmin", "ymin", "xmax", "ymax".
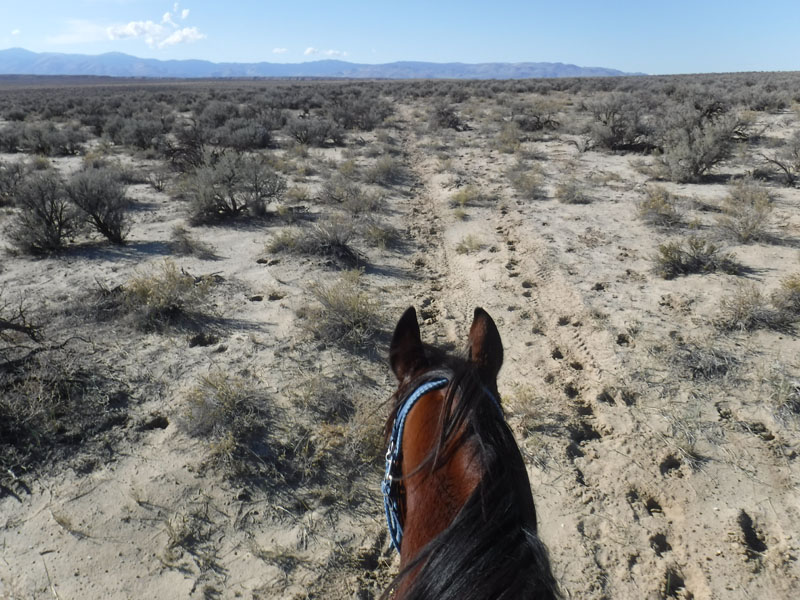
[{"xmin": 383, "ymin": 377, "xmax": 449, "ymax": 553}]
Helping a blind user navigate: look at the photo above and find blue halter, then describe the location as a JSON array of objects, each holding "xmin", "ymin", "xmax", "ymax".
[{"xmin": 382, "ymin": 376, "xmax": 502, "ymax": 553}]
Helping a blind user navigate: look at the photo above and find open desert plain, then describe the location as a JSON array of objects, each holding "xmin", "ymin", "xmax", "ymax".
[{"xmin": 1, "ymin": 74, "xmax": 800, "ymax": 599}]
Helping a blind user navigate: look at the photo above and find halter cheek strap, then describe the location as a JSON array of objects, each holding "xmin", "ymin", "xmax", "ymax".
[{"xmin": 382, "ymin": 378, "xmax": 449, "ymax": 553}]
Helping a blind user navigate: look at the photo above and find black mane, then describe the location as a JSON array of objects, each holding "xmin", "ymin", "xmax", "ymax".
[{"xmin": 384, "ymin": 352, "xmax": 561, "ymax": 600}]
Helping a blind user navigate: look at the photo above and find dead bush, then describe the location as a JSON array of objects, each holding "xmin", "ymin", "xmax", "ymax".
[{"xmin": 759, "ymin": 130, "xmax": 800, "ymax": 187}]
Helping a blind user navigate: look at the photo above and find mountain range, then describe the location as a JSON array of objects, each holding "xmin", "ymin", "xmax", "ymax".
[{"xmin": 0, "ymin": 48, "xmax": 641, "ymax": 79}]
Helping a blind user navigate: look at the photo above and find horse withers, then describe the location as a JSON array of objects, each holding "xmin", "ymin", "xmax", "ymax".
[{"xmin": 382, "ymin": 306, "xmax": 560, "ymax": 599}]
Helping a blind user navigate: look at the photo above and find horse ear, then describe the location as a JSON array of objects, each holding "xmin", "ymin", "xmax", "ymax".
[
  {"xmin": 390, "ymin": 306, "xmax": 426, "ymax": 380},
  {"xmin": 468, "ymin": 307, "xmax": 503, "ymax": 382}
]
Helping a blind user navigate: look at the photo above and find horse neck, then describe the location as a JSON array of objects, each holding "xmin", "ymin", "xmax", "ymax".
[{"xmin": 398, "ymin": 387, "xmax": 482, "ymax": 567}]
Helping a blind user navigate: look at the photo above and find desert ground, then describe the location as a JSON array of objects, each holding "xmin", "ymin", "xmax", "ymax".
[{"xmin": 1, "ymin": 74, "xmax": 799, "ymax": 599}]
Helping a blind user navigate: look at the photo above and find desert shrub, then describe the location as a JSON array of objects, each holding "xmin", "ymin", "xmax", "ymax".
[
  {"xmin": 216, "ymin": 119, "xmax": 273, "ymax": 151},
  {"xmin": 269, "ymin": 220, "xmax": 362, "ymax": 268},
  {"xmin": 200, "ymin": 100, "xmax": 236, "ymax": 129},
  {"xmin": 169, "ymin": 225, "xmax": 217, "ymax": 259},
  {"xmin": 511, "ymin": 98, "xmax": 560, "ymax": 132},
  {"xmin": 3, "ymin": 108, "xmax": 26, "ymax": 122},
  {"xmin": 759, "ymin": 131, "xmax": 800, "ymax": 187},
  {"xmin": 189, "ymin": 152, "xmax": 286, "ymax": 222},
  {"xmin": 7, "ymin": 170, "xmax": 78, "ymax": 254},
  {"xmin": 771, "ymin": 274, "xmax": 800, "ymax": 315},
  {"xmin": 67, "ymin": 168, "xmax": 129, "ymax": 244},
  {"xmin": 304, "ymin": 270, "xmax": 381, "ymax": 349},
  {"xmin": 507, "ymin": 162, "xmax": 545, "ymax": 200},
  {"xmin": 21, "ymin": 123, "xmax": 87, "ymax": 156},
  {"xmin": 361, "ymin": 218, "xmax": 400, "ymax": 249},
  {"xmin": 429, "ymin": 102, "xmax": 466, "ymax": 131},
  {"xmin": 320, "ymin": 173, "xmax": 366, "ymax": 204},
  {"xmin": 586, "ymin": 93, "xmax": 654, "ymax": 152},
  {"xmin": 716, "ymin": 179, "xmax": 773, "ymax": 243},
  {"xmin": 455, "ymin": 234, "xmax": 483, "ymax": 254},
  {"xmin": 363, "ymin": 155, "xmax": 406, "ymax": 186},
  {"xmin": 327, "ymin": 95, "xmax": 393, "ymax": 131},
  {"xmin": 0, "ymin": 160, "xmax": 26, "ymax": 206},
  {"xmin": 286, "ymin": 117, "xmax": 344, "ymax": 147},
  {"xmin": 555, "ymin": 178, "xmax": 589, "ymax": 204},
  {"xmin": 0, "ymin": 123, "xmax": 24, "ymax": 152},
  {"xmin": 123, "ymin": 260, "xmax": 213, "ymax": 330},
  {"xmin": 306, "ymin": 221, "xmax": 361, "ymax": 267},
  {"xmin": 449, "ymin": 184, "xmax": 492, "ymax": 207},
  {"xmin": 182, "ymin": 371, "xmax": 272, "ymax": 479},
  {"xmin": 0, "ymin": 346, "xmax": 124, "ymax": 475},
  {"xmin": 715, "ymin": 283, "xmax": 791, "ymax": 331},
  {"xmin": 638, "ymin": 185, "xmax": 682, "ymax": 226},
  {"xmin": 165, "ymin": 119, "xmax": 209, "ymax": 172},
  {"xmin": 495, "ymin": 122, "xmax": 522, "ymax": 154},
  {"xmin": 147, "ymin": 167, "xmax": 170, "ymax": 192},
  {"xmin": 116, "ymin": 117, "xmax": 164, "ymax": 150},
  {"xmin": 655, "ymin": 101, "xmax": 746, "ymax": 182},
  {"xmin": 654, "ymin": 236, "xmax": 740, "ymax": 279}
]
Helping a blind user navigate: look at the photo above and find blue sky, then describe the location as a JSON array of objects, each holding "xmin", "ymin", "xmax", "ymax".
[{"xmin": 1, "ymin": 1, "xmax": 797, "ymax": 74}]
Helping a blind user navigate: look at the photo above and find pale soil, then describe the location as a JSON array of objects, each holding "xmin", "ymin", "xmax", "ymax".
[{"xmin": 1, "ymin": 96, "xmax": 799, "ymax": 600}]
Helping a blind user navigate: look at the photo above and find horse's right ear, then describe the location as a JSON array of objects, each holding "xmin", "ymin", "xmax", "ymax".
[{"xmin": 390, "ymin": 306, "xmax": 425, "ymax": 381}]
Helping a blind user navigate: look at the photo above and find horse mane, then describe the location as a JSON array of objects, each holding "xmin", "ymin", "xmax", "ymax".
[{"xmin": 384, "ymin": 351, "xmax": 561, "ymax": 600}]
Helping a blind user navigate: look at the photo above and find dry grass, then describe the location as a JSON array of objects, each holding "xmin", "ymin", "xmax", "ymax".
[
  {"xmin": 555, "ymin": 178, "xmax": 590, "ymax": 204},
  {"xmin": 302, "ymin": 270, "xmax": 381, "ymax": 350},
  {"xmin": 715, "ymin": 282, "xmax": 792, "ymax": 331},
  {"xmin": 182, "ymin": 371, "xmax": 272, "ymax": 479},
  {"xmin": 455, "ymin": 234, "xmax": 484, "ymax": 254},
  {"xmin": 123, "ymin": 259, "xmax": 214, "ymax": 330}
]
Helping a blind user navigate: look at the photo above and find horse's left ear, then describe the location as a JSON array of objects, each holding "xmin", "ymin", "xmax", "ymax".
[
  {"xmin": 390, "ymin": 306, "xmax": 426, "ymax": 381},
  {"xmin": 468, "ymin": 307, "xmax": 503, "ymax": 382}
]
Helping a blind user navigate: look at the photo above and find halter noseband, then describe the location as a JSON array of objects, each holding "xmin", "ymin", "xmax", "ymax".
[{"xmin": 382, "ymin": 375, "xmax": 502, "ymax": 553}]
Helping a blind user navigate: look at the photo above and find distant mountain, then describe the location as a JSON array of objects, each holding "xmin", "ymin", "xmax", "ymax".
[{"xmin": 0, "ymin": 48, "xmax": 642, "ymax": 79}]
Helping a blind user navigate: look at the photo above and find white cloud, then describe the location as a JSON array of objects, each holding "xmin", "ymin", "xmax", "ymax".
[
  {"xmin": 181, "ymin": 9, "xmax": 190, "ymax": 20},
  {"xmin": 173, "ymin": 2, "xmax": 180, "ymax": 13},
  {"xmin": 11, "ymin": 29, "xmax": 20, "ymax": 36},
  {"xmin": 304, "ymin": 47, "xmax": 347, "ymax": 58},
  {"xmin": 272, "ymin": 48, "xmax": 288, "ymax": 54},
  {"xmin": 105, "ymin": 9, "xmax": 204, "ymax": 50},
  {"xmin": 107, "ymin": 20, "xmax": 165, "ymax": 48},
  {"xmin": 158, "ymin": 26, "xmax": 205, "ymax": 48},
  {"xmin": 46, "ymin": 19, "xmax": 110, "ymax": 45}
]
